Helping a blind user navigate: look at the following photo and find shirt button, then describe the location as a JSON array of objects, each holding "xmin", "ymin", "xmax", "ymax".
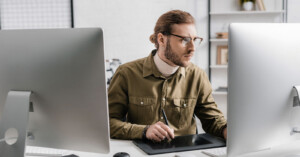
[
  {"xmin": 162, "ymin": 98, "xmax": 166, "ymax": 101},
  {"xmin": 183, "ymin": 104, "xmax": 187, "ymax": 107},
  {"xmin": 141, "ymin": 102, "xmax": 144, "ymax": 105},
  {"xmin": 161, "ymin": 117, "xmax": 164, "ymax": 120}
]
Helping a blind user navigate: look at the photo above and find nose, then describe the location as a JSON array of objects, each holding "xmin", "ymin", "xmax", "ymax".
[{"xmin": 187, "ymin": 40, "xmax": 195, "ymax": 52}]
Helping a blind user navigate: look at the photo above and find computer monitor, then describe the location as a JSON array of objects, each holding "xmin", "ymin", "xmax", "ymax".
[
  {"xmin": 0, "ymin": 28, "xmax": 110, "ymax": 156},
  {"xmin": 227, "ymin": 23, "xmax": 300, "ymax": 157}
]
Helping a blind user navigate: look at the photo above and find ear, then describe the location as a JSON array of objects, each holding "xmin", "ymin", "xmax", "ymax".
[{"xmin": 157, "ymin": 33, "xmax": 167, "ymax": 48}]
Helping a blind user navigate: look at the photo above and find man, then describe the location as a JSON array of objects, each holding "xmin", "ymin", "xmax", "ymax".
[{"xmin": 109, "ymin": 10, "xmax": 227, "ymax": 142}]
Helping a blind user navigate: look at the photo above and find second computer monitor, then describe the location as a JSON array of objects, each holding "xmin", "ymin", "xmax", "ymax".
[
  {"xmin": 0, "ymin": 28, "xmax": 110, "ymax": 155},
  {"xmin": 227, "ymin": 23, "xmax": 300, "ymax": 157}
]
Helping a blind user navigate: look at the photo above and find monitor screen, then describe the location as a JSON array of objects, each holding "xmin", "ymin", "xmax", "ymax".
[
  {"xmin": 0, "ymin": 28, "xmax": 110, "ymax": 156},
  {"xmin": 227, "ymin": 23, "xmax": 300, "ymax": 157}
]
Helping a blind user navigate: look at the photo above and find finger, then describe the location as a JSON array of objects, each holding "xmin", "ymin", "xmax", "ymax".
[
  {"xmin": 154, "ymin": 122, "xmax": 174, "ymax": 140},
  {"xmin": 150, "ymin": 133, "xmax": 161, "ymax": 142},
  {"xmin": 155, "ymin": 125, "xmax": 170, "ymax": 140},
  {"xmin": 157, "ymin": 121, "xmax": 165, "ymax": 125},
  {"xmin": 158, "ymin": 128, "xmax": 171, "ymax": 140},
  {"xmin": 153, "ymin": 129, "xmax": 166, "ymax": 140},
  {"xmin": 170, "ymin": 128, "xmax": 175, "ymax": 139},
  {"xmin": 157, "ymin": 122, "xmax": 173, "ymax": 139},
  {"xmin": 160, "ymin": 124, "xmax": 175, "ymax": 139},
  {"xmin": 223, "ymin": 128, "xmax": 227, "ymax": 139}
]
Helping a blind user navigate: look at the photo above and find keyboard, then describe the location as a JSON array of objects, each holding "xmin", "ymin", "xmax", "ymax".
[
  {"xmin": 201, "ymin": 147, "xmax": 227, "ymax": 157},
  {"xmin": 26, "ymin": 146, "xmax": 70, "ymax": 157}
]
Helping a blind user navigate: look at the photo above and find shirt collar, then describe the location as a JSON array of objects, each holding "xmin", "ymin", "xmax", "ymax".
[
  {"xmin": 177, "ymin": 65, "xmax": 186, "ymax": 78},
  {"xmin": 143, "ymin": 49, "xmax": 186, "ymax": 78},
  {"xmin": 153, "ymin": 52, "xmax": 179, "ymax": 77}
]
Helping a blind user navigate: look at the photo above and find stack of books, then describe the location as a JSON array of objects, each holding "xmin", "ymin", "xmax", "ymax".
[
  {"xmin": 216, "ymin": 32, "xmax": 228, "ymax": 39},
  {"xmin": 215, "ymin": 86, "xmax": 228, "ymax": 92}
]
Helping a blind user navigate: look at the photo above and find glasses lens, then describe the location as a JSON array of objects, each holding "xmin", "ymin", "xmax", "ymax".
[
  {"xmin": 194, "ymin": 38, "xmax": 202, "ymax": 46},
  {"xmin": 182, "ymin": 38, "xmax": 191, "ymax": 47},
  {"xmin": 181, "ymin": 37, "xmax": 203, "ymax": 47}
]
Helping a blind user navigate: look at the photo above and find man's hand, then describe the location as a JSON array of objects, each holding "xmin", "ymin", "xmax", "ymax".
[
  {"xmin": 146, "ymin": 121, "xmax": 174, "ymax": 142},
  {"xmin": 223, "ymin": 127, "xmax": 227, "ymax": 140}
]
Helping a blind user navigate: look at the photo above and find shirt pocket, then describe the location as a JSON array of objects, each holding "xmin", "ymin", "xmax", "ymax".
[
  {"xmin": 166, "ymin": 98, "xmax": 196, "ymax": 129},
  {"xmin": 128, "ymin": 97, "xmax": 155, "ymax": 124}
]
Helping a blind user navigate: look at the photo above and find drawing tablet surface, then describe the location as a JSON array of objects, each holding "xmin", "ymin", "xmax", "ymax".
[{"xmin": 133, "ymin": 133, "xmax": 226, "ymax": 155}]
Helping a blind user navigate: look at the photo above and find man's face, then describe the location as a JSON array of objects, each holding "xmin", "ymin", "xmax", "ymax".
[{"xmin": 164, "ymin": 23, "xmax": 197, "ymax": 67}]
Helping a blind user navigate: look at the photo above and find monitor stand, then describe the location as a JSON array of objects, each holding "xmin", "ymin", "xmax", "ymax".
[
  {"xmin": 286, "ymin": 86, "xmax": 300, "ymax": 157},
  {"xmin": 0, "ymin": 91, "xmax": 32, "ymax": 157},
  {"xmin": 292, "ymin": 86, "xmax": 300, "ymax": 134}
]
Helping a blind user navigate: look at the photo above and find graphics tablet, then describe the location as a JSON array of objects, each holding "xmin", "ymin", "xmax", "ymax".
[{"xmin": 133, "ymin": 133, "xmax": 225, "ymax": 155}]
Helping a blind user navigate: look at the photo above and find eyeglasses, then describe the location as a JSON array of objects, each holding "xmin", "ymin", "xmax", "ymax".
[{"xmin": 168, "ymin": 33, "xmax": 203, "ymax": 47}]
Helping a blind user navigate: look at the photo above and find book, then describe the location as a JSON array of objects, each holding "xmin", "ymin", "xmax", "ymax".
[
  {"xmin": 216, "ymin": 45, "xmax": 228, "ymax": 65},
  {"xmin": 256, "ymin": 0, "xmax": 266, "ymax": 11},
  {"xmin": 215, "ymin": 86, "xmax": 228, "ymax": 92}
]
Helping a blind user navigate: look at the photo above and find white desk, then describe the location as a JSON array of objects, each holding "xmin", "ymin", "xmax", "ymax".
[
  {"xmin": 27, "ymin": 139, "xmax": 212, "ymax": 157},
  {"xmin": 27, "ymin": 139, "xmax": 300, "ymax": 157},
  {"xmin": 237, "ymin": 141, "xmax": 300, "ymax": 157}
]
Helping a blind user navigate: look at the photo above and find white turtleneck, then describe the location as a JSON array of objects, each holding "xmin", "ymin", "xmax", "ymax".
[{"xmin": 153, "ymin": 52, "xmax": 179, "ymax": 77}]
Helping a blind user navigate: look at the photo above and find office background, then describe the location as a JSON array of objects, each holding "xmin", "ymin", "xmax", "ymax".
[
  {"xmin": 72, "ymin": 0, "xmax": 300, "ymax": 133},
  {"xmin": 0, "ymin": 0, "xmax": 300, "ymax": 134},
  {"xmin": 75, "ymin": 0, "xmax": 300, "ymax": 74},
  {"xmin": 1, "ymin": 0, "xmax": 300, "ymax": 74}
]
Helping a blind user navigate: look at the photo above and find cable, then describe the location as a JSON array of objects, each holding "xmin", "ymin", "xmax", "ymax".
[{"xmin": 0, "ymin": 137, "xmax": 17, "ymax": 143}]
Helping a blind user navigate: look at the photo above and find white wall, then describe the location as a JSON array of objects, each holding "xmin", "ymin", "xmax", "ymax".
[
  {"xmin": 0, "ymin": 0, "xmax": 71, "ymax": 29},
  {"xmin": 287, "ymin": 0, "xmax": 300, "ymax": 22},
  {"xmin": 73, "ymin": 0, "xmax": 209, "ymax": 72}
]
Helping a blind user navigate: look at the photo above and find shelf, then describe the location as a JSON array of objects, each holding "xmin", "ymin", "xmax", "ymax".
[
  {"xmin": 210, "ymin": 65, "xmax": 228, "ymax": 69},
  {"xmin": 210, "ymin": 10, "xmax": 285, "ymax": 15},
  {"xmin": 212, "ymin": 91, "xmax": 227, "ymax": 95},
  {"xmin": 208, "ymin": 0, "xmax": 285, "ymax": 115},
  {"xmin": 210, "ymin": 38, "xmax": 228, "ymax": 42}
]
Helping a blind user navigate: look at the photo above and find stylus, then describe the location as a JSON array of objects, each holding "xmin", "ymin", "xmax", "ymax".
[{"xmin": 161, "ymin": 109, "xmax": 169, "ymax": 126}]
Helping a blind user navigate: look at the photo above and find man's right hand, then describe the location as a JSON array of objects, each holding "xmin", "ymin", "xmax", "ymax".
[{"xmin": 146, "ymin": 121, "xmax": 174, "ymax": 142}]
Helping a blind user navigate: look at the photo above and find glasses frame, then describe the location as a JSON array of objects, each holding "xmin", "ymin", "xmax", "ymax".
[{"xmin": 167, "ymin": 33, "xmax": 203, "ymax": 47}]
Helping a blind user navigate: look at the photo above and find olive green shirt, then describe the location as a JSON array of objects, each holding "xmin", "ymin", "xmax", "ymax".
[{"xmin": 108, "ymin": 50, "xmax": 227, "ymax": 140}]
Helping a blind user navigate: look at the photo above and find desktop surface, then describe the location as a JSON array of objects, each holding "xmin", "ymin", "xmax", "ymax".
[{"xmin": 26, "ymin": 139, "xmax": 300, "ymax": 157}]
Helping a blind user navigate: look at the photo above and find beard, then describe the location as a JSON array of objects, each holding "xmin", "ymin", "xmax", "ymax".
[{"xmin": 164, "ymin": 38, "xmax": 191, "ymax": 67}]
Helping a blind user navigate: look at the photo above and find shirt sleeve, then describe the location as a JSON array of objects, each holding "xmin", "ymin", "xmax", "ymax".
[
  {"xmin": 194, "ymin": 70, "xmax": 227, "ymax": 138},
  {"xmin": 108, "ymin": 66, "xmax": 146, "ymax": 139}
]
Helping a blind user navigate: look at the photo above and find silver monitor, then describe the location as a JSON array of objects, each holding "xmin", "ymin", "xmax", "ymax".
[
  {"xmin": 0, "ymin": 28, "xmax": 110, "ymax": 156},
  {"xmin": 227, "ymin": 23, "xmax": 300, "ymax": 157}
]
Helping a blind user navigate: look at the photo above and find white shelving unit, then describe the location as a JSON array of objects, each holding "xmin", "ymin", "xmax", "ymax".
[
  {"xmin": 210, "ymin": 39, "xmax": 228, "ymax": 42},
  {"xmin": 210, "ymin": 65, "xmax": 228, "ymax": 69},
  {"xmin": 208, "ymin": 0, "xmax": 286, "ymax": 118},
  {"xmin": 212, "ymin": 91, "xmax": 227, "ymax": 95},
  {"xmin": 210, "ymin": 10, "xmax": 285, "ymax": 15}
]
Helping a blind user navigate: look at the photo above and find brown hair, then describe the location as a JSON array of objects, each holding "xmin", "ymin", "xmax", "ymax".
[{"xmin": 150, "ymin": 10, "xmax": 195, "ymax": 49}]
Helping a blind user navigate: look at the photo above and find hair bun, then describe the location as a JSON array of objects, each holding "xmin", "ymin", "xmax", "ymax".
[{"xmin": 149, "ymin": 34, "xmax": 156, "ymax": 43}]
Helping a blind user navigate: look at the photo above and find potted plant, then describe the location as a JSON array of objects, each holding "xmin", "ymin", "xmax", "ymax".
[{"xmin": 240, "ymin": 0, "xmax": 255, "ymax": 11}]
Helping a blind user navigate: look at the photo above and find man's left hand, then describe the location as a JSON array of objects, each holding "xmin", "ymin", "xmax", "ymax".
[{"xmin": 223, "ymin": 127, "xmax": 227, "ymax": 140}]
